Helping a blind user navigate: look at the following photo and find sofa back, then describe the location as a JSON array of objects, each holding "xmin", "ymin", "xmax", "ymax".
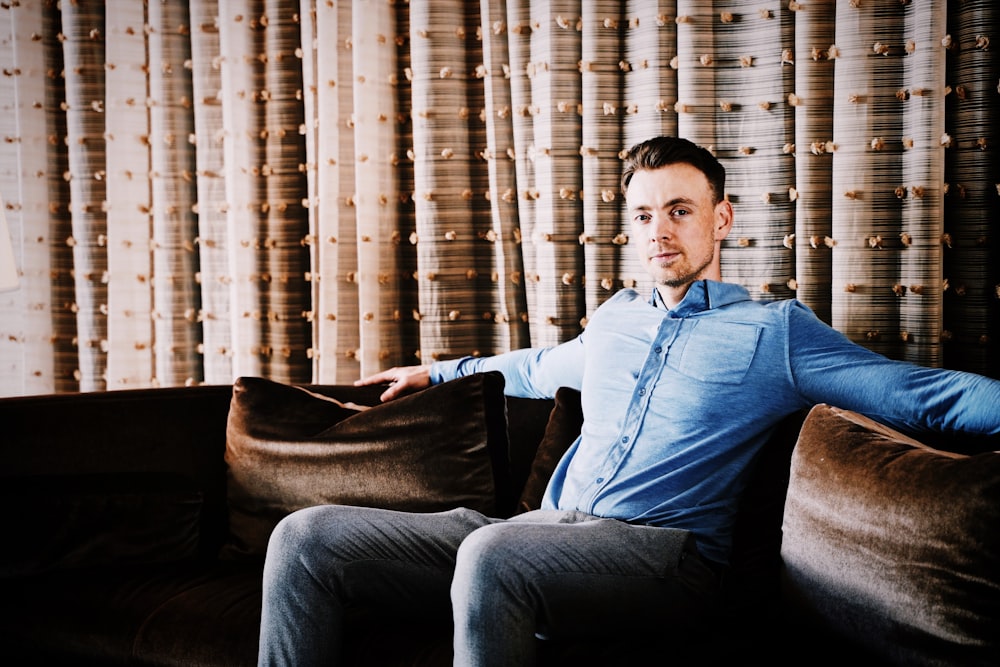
[
  {"xmin": 0, "ymin": 382, "xmax": 557, "ymax": 578},
  {"xmin": 1, "ymin": 385, "xmax": 236, "ymax": 575},
  {"xmin": 0, "ymin": 379, "xmax": 807, "ymax": 591}
]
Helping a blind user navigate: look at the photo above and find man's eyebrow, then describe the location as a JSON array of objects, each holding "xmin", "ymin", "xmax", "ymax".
[{"xmin": 628, "ymin": 197, "xmax": 696, "ymax": 212}]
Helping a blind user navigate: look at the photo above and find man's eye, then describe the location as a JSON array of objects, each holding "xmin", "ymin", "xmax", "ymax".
[{"xmin": 673, "ymin": 208, "xmax": 689, "ymax": 217}]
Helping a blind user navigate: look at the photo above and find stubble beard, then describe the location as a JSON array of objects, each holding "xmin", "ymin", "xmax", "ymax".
[{"xmin": 652, "ymin": 249, "xmax": 715, "ymax": 288}]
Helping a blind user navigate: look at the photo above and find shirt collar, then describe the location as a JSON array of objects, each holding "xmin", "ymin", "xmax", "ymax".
[{"xmin": 648, "ymin": 280, "xmax": 751, "ymax": 316}]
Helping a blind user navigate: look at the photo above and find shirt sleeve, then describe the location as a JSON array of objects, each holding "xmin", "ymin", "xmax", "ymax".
[
  {"xmin": 429, "ymin": 335, "xmax": 585, "ymax": 399},
  {"xmin": 786, "ymin": 300, "xmax": 1000, "ymax": 436}
]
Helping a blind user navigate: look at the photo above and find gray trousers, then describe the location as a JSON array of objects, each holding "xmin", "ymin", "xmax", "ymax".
[{"xmin": 258, "ymin": 505, "xmax": 722, "ymax": 667}]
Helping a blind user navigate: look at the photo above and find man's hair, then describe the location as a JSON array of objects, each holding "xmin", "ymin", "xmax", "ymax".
[{"xmin": 620, "ymin": 136, "xmax": 726, "ymax": 204}]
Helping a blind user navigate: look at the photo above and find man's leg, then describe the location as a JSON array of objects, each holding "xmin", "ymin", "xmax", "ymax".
[
  {"xmin": 450, "ymin": 510, "xmax": 722, "ymax": 667},
  {"xmin": 258, "ymin": 505, "xmax": 494, "ymax": 666}
]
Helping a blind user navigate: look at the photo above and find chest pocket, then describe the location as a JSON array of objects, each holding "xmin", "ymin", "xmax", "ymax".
[{"xmin": 675, "ymin": 321, "xmax": 761, "ymax": 384}]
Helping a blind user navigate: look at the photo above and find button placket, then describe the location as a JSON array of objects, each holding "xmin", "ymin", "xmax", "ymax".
[{"xmin": 583, "ymin": 316, "xmax": 680, "ymax": 513}]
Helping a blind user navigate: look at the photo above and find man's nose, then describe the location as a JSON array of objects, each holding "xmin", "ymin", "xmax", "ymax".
[{"xmin": 649, "ymin": 216, "xmax": 673, "ymax": 240}]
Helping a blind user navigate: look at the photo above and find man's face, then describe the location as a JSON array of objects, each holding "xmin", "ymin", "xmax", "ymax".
[{"xmin": 625, "ymin": 163, "xmax": 732, "ymax": 296}]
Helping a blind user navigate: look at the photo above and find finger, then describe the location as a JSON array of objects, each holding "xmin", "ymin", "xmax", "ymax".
[
  {"xmin": 378, "ymin": 380, "xmax": 407, "ymax": 403},
  {"xmin": 354, "ymin": 369, "xmax": 397, "ymax": 387}
]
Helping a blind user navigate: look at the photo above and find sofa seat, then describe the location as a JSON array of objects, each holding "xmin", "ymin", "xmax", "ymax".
[{"xmin": 5, "ymin": 560, "xmax": 262, "ymax": 666}]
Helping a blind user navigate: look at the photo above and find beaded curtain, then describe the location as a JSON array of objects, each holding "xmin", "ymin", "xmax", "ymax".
[{"xmin": 0, "ymin": 0, "xmax": 996, "ymax": 397}]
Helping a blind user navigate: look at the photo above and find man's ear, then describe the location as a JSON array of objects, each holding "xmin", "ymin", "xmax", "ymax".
[{"xmin": 714, "ymin": 199, "xmax": 734, "ymax": 241}]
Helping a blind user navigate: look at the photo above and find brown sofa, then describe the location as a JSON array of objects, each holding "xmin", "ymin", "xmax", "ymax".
[{"xmin": 1, "ymin": 372, "xmax": 997, "ymax": 666}]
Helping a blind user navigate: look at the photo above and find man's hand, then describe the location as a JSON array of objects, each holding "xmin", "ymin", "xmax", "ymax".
[{"xmin": 354, "ymin": 365, "xmax": 432, "ymax": 402}]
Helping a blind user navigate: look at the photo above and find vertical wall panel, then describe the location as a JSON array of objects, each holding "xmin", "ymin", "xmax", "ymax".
[
  {"xmin": 580, "ymin": 0, "xmax": 624, "ymax": 317},
  {"xmin": 622, "ymin": 0, "xmax": 678, "ymax": 149},
  {"xmin": 0, "ymin": 3, "xmax": 24, "ymax": 394},
  {"xmin": 943, "ymin": 0, "xmax": 999, "ymax": 377},
  {"xmin": 149, "ymin": 0, "xmax": 203, "ymax": 386},
  {"xmin": 353, "ymin": 1, "xmax": 406, "ymax": 376},
  {"xmin": 2, "ymin": 0, "xmax": 57, "ymax": 396},
  {"xmin": 703, "ymin": 1, "xmax": 797, "ymax": 303},
  {"xmin": 218, "ymin": 0, "xmax": 265, "ymax": 379},
  {"xmin": 897, "ymin": 1, "xmax": 946, "ymax": 368},
  {"xmin": 310, "ymin": 0, "xmax": 362, "ymax": 383},
  {"xmin": 258, "ymin": 0, "xmax": 311, "ymax": 384},
  {"xmin": 408, "ymin": 1, "xmax": 497, "ymax": 362},
  {"xmin": 504, "ymin": 0, "xmax": 538, "ymax": 341},
  {"xmin": 479, "ymin": 0, "xmax": 531, "ymax": 352},
  {"xmin": 104, "ymin": 1, "xmax": 153, "ymax": 390},
  {"xmin": 525, "ymin": 0, "xmax": 584, "ymax": 347},
  {"xmin": 43, "ymin": 2, "xmax": 78, "ymax": 392},
  {"xmin": 393, "ymin": 4, "xmax": 421, "ymax": 369},
  {"xmin": 830, "ymin": 1, "xmax": 906, "ymax": 359},
  {"xmin": 791, "ymin": 0, "xmax": 835, "ymax": 323},
  {"xmin": 60, "ymin": 0, "xmax": 108, "ymax": 392},
  {"xmin": 191, "ymin": 0, "xmax": 235, "ymax": 384}
]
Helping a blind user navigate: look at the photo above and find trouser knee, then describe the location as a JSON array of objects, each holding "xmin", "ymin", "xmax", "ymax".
[
  {"xmin": 264, "ymin": 505, "xmax": 332, "ymax": 574},
  {"xmin": 453, "ymin": 523, "xmax": 534, "ymax": 600}
]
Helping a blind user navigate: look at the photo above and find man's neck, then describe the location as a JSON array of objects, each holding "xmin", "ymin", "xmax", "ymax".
[
  {"xmin": 658, "ymin": 277, "xmax": 720, "ymax": 310},
  {"xmin": 654, "ymin": 284, "xmax": 688, "ymax": 310}
]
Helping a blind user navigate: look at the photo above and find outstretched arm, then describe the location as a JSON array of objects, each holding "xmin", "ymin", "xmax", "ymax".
[
  {"xmin": 356, "ymin": 336, "xmax": 585, "ymax": 403},
  {"xmin": 787, "ymin": 301, "xmax": 1000, "ymax": 436}
]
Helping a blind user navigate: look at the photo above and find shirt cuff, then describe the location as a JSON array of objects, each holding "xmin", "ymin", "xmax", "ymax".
[{"xmin": 429, "ymin": 359, "xmax": 462, "ymax": 385}]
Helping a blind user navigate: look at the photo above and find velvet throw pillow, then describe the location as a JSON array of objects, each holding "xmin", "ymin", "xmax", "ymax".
[
  {"xmin": 781, "ymin": 404, "xmax": 1000, "ymax": 666},
  {"xmin": 223, "ymin": 372, "xmax": 508, "ymax": 559},
  {"xmin": 515, "ymin": 387, "xmax": 583, "ymax": 514}
]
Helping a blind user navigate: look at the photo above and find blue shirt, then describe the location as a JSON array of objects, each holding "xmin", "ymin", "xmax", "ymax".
[{"xmin": 430, "ymin": 280, "xmax": 1000, "ymax": 564}]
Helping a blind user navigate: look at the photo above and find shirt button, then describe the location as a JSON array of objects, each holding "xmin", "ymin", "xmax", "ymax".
[
  {"xmin": 654, "ymin": 346, "xmax": 662, "ymax": 354},
  {"xmin": 638, "ymin": 387, "xmax": 646, "ymax": 396},
  {"xmin": 621, "ymin": 436, "xmax": 629, "ymax": 444},
  {"xmin": 596, "ymin": 477, "xmax": 604, "ymax": 484}
]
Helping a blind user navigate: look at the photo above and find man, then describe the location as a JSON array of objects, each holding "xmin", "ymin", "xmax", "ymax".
[{"xmin": 258, "ymin": 136, "xmax": 1000, "ymax": 666}]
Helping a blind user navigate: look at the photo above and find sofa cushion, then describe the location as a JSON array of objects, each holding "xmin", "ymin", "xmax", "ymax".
[
  {"xmin": 781, "ymin": 404, "xmax": 1000, "ymax": 666},
  {"xmin": 223, "ymin": 373, "xmax": 508, "ymax": 558},
  {"xmin": 515, "ymin": 387, "xmax": 582, "ymax": 514}
]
